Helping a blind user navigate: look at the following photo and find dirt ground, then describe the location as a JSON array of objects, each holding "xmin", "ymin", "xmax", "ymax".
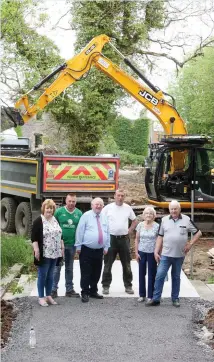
[
  {"xmin": 183, "ymin": 239, "xmax": 214, "ymax": 282},
  {"xmin": 1, "ymin": 300, "xmax": 17, "ymax": 348}
]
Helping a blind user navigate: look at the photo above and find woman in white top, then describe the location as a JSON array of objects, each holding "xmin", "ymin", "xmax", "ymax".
[
  {"xmin": 135, "ymin": 206, "xmax": 159, "ymax": 302},
  {"xmin": 31, "ymin": 199, "xmax": 64, "ymax": 307}
]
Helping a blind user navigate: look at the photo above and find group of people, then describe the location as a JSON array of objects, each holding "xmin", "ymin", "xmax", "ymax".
[{"xmin": 31, "ymin": 190, "xmax": 201, "ymax": 308}]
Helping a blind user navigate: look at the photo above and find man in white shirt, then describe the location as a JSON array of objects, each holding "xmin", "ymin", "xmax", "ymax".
[{"xmin": 101, "ymin": 189, "xmax": 137, "ymax": 294}]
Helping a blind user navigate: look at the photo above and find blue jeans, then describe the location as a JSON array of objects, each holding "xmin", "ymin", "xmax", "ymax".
[
  {"xmin": 37, "ymin": 258, "xmax": 57, "ymax": 298},
  {"xmin": 52, "ymin": 245, "xmax": 76, "ymax": 293},
  {"xmin": 138, "ymin": 251, "xmax": 157, "ymax": 299},
  {"xmin": 153, "ymin": 255, "xmax": 185, "ymax": 302}
]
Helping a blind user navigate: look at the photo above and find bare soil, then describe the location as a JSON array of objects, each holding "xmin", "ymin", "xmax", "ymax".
[
  {"xmin": 1, "ymin": 300, "xmax": 17, "ymax": 348},
  {"xmin": 183, "ymin": 239, "xmax": 214, "ymax": 282},
  {"xmin": 204, "ymin": 308, "xmax": 214, "ymax": 349}
]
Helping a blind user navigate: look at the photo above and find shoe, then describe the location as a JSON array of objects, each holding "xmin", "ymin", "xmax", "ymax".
[
  {"xmin": 51, "ymin": 290, "xmax": 58, "ymax": 298},
  {"xmin": 46, "ymin": 296, "xmax": 58, "ymax": 305},
  {"xmin": 145, "ymin": 299, "xmax": 160, "ymax": 307},
  {"xmin": 138, "ymin": 297, "xmax": 146, "ymax": 302},
  {"xmin": 38, "ymin": 298, "xmax": 49, "ymax": 307},
  {"xmin": 172, "ymin": 299, "xmax": 180, "ymax": 308},
  {"xmin": 125, "ymin": 287, "xmax": 134, "ymax": 294},
  {"xmin": 81, "ymin": 294, "xmax": 89, "ymax": 303},
  {"xmin": 90, "ymin": 293, "xmax": 104, "ymax": 299},
  {"xmin": 66, "ymin": 290, "xmax": 80, "ymax": 297},
  {"xmin": 102, "ymin": 287, "xmax": 109, "ymax": 295}
]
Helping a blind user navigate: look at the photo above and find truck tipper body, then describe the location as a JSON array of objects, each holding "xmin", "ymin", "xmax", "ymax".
[{"xmin": 1, "ymin": 138, "xmax": 119, "ymax": 236}]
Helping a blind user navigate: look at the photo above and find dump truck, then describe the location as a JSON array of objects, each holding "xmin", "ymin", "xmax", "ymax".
[{"xmin": 1, "ymin": 137, "xmax": 119, "ymax": 236}]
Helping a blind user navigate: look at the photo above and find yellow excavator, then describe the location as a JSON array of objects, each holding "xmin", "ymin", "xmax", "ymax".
[{"xmin": 15, "ymin": 34, "xmax": 214, "ymax": 230}]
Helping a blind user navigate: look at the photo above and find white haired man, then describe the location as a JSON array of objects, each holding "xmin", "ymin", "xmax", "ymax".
[
  {"xmin": 146, "ymin": 200, "xmax": 202, "ymax": 307},
  {"xmin": 75, "ymin": 198, "xmax": 110, "ymax": 303}
]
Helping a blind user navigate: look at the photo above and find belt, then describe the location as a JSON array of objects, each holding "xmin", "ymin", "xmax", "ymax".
[{"xmin": 111, "ymin": 234, "xmax": 128, "ymax": 239}]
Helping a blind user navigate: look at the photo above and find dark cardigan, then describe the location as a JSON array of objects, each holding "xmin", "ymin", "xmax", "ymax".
[
  {"xmin": 31, "ymin": 216, "xmax": 62, "ymax": 266},
  {"xmin": 31, "ymin": 216, "xmax": 45, "ymax": 266}
]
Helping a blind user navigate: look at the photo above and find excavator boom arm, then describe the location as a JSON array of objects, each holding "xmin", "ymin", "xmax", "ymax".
[{"xmin": 15, "ymin": 34, "xmax": 187, "ymax": 136}]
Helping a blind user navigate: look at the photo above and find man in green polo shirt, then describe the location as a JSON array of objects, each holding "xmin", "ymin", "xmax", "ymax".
[{"xmin": 52, "ymin": 193, "xmax": 82, "ymax": 297}]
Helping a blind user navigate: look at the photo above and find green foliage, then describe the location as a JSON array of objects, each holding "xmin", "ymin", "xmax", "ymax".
[
  {"xmin": 170, "ymin": 47, "xmax": 214, "ymax": 140},
  {"xmin": 2, "ymin": 0, "xmax": 164, "ymax": 155},
  {"xmin": 1, "ymin": 0, "xmax": 62, "ymax": 96},
  {"xmin": 207, "ymin": 276, "xmax": 214, "ymax": 284},
  {"xmin": 132, "ymin": 117, "xmax": 149, "ymax": 155},
  {"xmin": 15, "ymin": 126, "xmax": 22, "ymax": 137},
  {"xmin": 8, "ymin": 280, "xmax": 24, "ymax": 295},
  {"xmin": 1, "ymin": 234, "xmax": 33, "ymax": 277},
  {"xmin": 97, "ymin": 127, "xmax": 146, "ymax": 166},
  {"xmin": 61, "ymin": 0, "xmax": 165, "ymax": 154},
  {"xmin": 112, "ymin": 117, "xmax": 131, "ymax": 151},
  {"xmin": 98, "ymin": 133, "xmax": 119, "ymax": 154},
  {"xmin": 118, "ymin": 150, "xmax": 145, "ymax": 167},
  {"xmin": 112, "ymin": 116, "xmax": 149, "ymax": 156}
]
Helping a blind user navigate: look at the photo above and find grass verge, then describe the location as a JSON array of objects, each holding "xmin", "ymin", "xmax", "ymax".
[
  {"xmin": 207, "ymin": 276, "xmax": 214, "ymax": 284},
  {"xmin": 1, "ymin": 233, "xmax": 33, "ymax": 278}
]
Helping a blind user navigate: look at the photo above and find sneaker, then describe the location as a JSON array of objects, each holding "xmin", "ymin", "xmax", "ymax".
[
  {"xmin": 81, "ymin": 294, "xmax": 89, "ymax": 303},
  {"xmin": 138, "ymin": 297, "xmax": 146, "ymax": 302},
  {"xmin": 102, "ymin": 287, "xmax": 109, "ymax": 295},
  {"xmin": 172, "ymin": 299, "xmax": 180, "ymax": 308},
  {"xmin": 145, "ymin": 299, "xmax": 160, "ymax": 307},
  {"xmin": 51, "ymin": 290, "xmax": 58, "ymax": 298},
  {"xmin": 66, "ymin": 290, "xmax": 80, "ymax": 297},
  {"xmin": 125, "ymin": 287, "xmax": 134, "ymax": 295}
]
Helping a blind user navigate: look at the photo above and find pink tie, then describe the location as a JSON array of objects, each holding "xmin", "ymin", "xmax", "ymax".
[{"xmin": 96, "ymin": 214, "xmax": 103, "ymax": 245}]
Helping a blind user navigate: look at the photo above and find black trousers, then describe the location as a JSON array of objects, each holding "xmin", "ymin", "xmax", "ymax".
[
  {"xmin": 79, "ymin": 245, "xmax": 103, "ymax": 296},
  {"xmin": 101, "ymin": 235, "xmax": 133, "ymax": 288}
]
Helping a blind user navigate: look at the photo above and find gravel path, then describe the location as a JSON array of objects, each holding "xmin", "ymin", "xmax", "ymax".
[{"xmin": 2, "ymin": 297, "xmax": 214, "ymax": 362}]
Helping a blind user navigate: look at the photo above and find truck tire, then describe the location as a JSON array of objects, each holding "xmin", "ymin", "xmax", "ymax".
[
  {"xmin": 15, "ymin": 202, "xmax": 32, "ymax": 237},
  {"xmin": 1, "ymin": 197, "xmax": 17, "ymax": 233}
]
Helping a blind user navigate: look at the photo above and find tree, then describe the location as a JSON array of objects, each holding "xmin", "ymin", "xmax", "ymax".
[
  {"xmin": 1, "ymin": 0, "xmax": 61, "ymax": 100},
  {"xmin": 170, "ymin": 47, "xmax": 214, "ymax": 138},
  {"xmin": 54, "ymin": 0, "xmax": 165, "ymax": 154},
  {"xmin": 111, "ymin": 116, "xmax": 149, "ymax": 156},
  {"xmin": 132, "ymin": 117, "xmax": 149, "ymax": 156}
]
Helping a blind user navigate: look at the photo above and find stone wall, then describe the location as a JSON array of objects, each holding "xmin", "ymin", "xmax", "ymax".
[{"xmin": 22, "ymin": 112, "xmax": 69, "ymax": 153}]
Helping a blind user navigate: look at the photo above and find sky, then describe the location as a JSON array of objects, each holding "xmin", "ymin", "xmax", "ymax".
[{"xmin": 36, "ymin": 0, "xmax": 214, "ymax": 123}]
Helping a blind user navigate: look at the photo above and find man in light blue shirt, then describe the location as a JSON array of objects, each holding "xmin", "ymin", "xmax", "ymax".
[{"xmin": 75, "ymin": 197, "xmax": 110, "ymax": 303}]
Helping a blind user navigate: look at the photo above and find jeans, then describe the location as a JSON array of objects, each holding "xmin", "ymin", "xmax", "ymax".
[
  {"xmin": 37, "ymin": 258, "xmax": 57, "ymax": 298},
  {"xmin": 138, "ymin": 251, "xmax": 157, "ymax": 299},
  {"xmin": 102, "ymin": 235, "xmax": 132, "ymax": 288},
  {"xmin": 79, "ymin": 245, "xmax": 103, "ymax": 296},
  {"xmin": 52, "ymin": 245, "xmax": 76, "ymax": 293},
  {"xmin": 153, "ymin": 255, "xmax": 185, "ymax": 302}
]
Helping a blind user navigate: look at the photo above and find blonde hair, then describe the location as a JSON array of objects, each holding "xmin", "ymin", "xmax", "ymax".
[
  {"xmin": 142, "ymin": 206, "xmax": 156, "ymax": 220},
  {"xmin": 41, "ymin": 199, "xmax": 56, "ymax": 214}
]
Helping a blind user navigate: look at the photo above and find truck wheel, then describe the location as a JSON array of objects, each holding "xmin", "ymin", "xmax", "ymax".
[
  {"xmin": 1, "ymin": 197, "xmax": 17, "ymax": 233},
  {"xmin": 15, "ymin": 202, "xmax": 32, "ymax": 237}
]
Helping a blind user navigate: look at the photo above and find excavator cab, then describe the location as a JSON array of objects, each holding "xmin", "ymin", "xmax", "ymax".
[{"xmin": 145, "ymin": 135, "xmax": 214, "ymax": 206}]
